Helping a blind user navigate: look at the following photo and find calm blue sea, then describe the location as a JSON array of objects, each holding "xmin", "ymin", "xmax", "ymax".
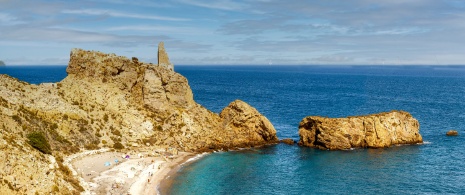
[{"xmin": 2, "ymin": 65, "xmax": 465, "ymax": 194}]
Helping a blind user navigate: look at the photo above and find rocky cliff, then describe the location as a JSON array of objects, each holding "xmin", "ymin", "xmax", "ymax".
[
  {"xmin": 0, "ymin": 43, "xmax": 277, "ymax": 194},
  {"xmin": 298, "ymin": 111, "xmax": 423, "ymax": 150}
]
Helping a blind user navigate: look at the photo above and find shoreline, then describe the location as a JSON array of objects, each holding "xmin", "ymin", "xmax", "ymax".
[
  {"xmin": 66, "ymin": 146, "xmax": 275, "ymax": 194},
  {"xmin": 66, "ymin": 148, "xmax": 197, "ymax": 195},
  {"xmin": 158, "ymin": 153, "xmax": 210, "ymax": 195}
]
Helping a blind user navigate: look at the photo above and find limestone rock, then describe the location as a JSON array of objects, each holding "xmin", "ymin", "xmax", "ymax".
[
  {"xmin": 0, "ymin": 42, "xmax": 278, "ymax": 193},
  {"xmin": 280, "ymin": 138, "xmax": 295, "ymax": 145},
  {"xmin": 446, "ymin": 130, "xmax": 458, "ymax": 136},
  {"xmin": 298, "ymin": 111, "xmax": 423, "ymax": 150},
  {"xmin": 220, "ymin": 100, "xmax": 279, "ymax": 146}
]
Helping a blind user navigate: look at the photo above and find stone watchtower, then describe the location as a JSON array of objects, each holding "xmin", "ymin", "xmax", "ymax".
[{"xmin": 158, "ymin": 42, "xmax": 174, "ymax": 70}]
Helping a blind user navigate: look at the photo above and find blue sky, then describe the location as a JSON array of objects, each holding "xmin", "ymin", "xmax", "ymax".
[{"xmin": 1, "ymin": 0, "xmax": 465, "ymax": 65}]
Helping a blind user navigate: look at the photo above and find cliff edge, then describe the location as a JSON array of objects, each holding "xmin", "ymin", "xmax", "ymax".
[
  {"xmin": 0, "ymin": 43, "xmax": 277, "ymax": 194},
  {"xmin": 298, "ymin": 111, "xmax": 423, "ymax": 150}
]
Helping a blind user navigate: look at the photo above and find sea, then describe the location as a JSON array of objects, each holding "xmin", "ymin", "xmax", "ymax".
[{"xmin": 2, "ymin": 65, "xmax": 465, "ymax": 194}]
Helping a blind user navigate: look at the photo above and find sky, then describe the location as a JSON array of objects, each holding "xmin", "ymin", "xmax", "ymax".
[{"xmin": 1, "ymin": 0, "xmax": 465, "ymax": 65}]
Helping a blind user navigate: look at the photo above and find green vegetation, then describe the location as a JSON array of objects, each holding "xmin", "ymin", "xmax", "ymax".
[
  {"xmin": 52, "ymin": 185, "xmax": 59, "ymax": 192},
  {"xmin": 58, "ymin": 161, "xmax": 84, "ymax": 192},
  {"xmin": 27, "ymin": 132, "xmax": 52, "ymax": 154},
  {"xmin": 143, "ymin": 137, "xmax": 157, "ymax": 145},
  {"xmin": 112, "ymin": 129, "xmax": 122, "ymax": 137},
  {"xmin": 12, "ymin": 115, "xmax": 21, "ymax": 124},
  {"xmin": 113, "ymin": 142, "xmax": 124, "ymax": 149},
  {"xmin": 84, "ymin": 143, "xmax": 99, "ymax": 150}
]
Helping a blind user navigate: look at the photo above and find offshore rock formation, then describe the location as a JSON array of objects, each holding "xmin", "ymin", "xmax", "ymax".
[
  {"xmin": 298, "ymin": 111, "xmax": 423, "ymax": 150},
  {"xmin": 446, "ymin": 130, "xmax": 458, "ymax": 136},
  {"xmin": 0, "ymin": 43, "xmax": 277, "ymax": 194},
  {"xmin": 0, "ymin": 60, "xmax": 5, "ymax": 66},
  {"xmin": 280, "ymin": 138, "xmax": 295, "ymax": 145}
]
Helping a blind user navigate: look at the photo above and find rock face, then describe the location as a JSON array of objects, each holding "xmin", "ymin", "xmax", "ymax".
[
  {"xmin": 219, "ymin": 100, "xmax": 278, "ymax": 147},
  {"xmin": 0, "ymin": 43, "xmax": 278, "ymax": 194},
  {"xmin": 157, "ymin": 42, "xmax": 174, "ymax": 70},
  {"xmin": 446, "ymin": 130, "xmax": 458, "ymax": 136},
  {"xmin": 298, "ymin": 111, "xmax": 423, "ymax": 150}
]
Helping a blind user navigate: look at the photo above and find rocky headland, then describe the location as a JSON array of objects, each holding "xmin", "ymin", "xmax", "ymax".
[
  {"xmin": 298, "ymin": 111, "xmax": 423, "ymax": 150},
  {"xmin": 0, "ymin": 60, "xmax": 5, "ymax": 66},
  {"xmin": 0, "ymin": 42, "xmax": 277, "ymax": 194}
]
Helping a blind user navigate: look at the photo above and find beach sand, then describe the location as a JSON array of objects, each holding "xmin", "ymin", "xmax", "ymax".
[{"xmin": 66, "ymin": 149, "xmax": 195, "ymax": 195}]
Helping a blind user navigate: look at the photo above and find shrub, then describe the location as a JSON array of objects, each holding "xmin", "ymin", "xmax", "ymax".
[
  {"xmin": 103, "ymin": 114, "xmax": 109, "ymax": 122},
  {"xmin": 143, "ymin": 137, "xmax": 157, "ymax": 145},
  {"xmin": 112, "ymin": 129, "xmax": 122, "ymax": 137},
  {"xmin": 58, "ymin": 162, "xmax": 84, "ymax": 192},
  {"xmin": 12, "ymin": 115, "xmax": 21, "ymax": 124},
  {"xmin": 27, "ymin": 132, "xmax": 52, "ymax": 154},
  {"xmin": 113, "ymin": 142, "xmax": 124, "ymax": 150},
  {"xmin": 79, "ymin": 127, "xmax": 86, "ymax": 132},
  {"xmin": 84, "ymin": 144, "xmax": 99, "ymax": 150},
  {"xmin": 52, "ymin": 185, "xmax": 59, "ymax": 192}
]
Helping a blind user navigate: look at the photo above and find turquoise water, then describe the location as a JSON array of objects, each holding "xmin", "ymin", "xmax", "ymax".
[
  {"xmin": 2, "ymin": 65, "xmax": 465, "ymax": 194},
  {"xmin": 171, "ymin": 65, "xmax": 465, "ymax": 194}
]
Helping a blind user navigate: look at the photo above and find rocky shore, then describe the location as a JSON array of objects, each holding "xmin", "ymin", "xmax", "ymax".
[{"xmin": 0, "ymin": 42, "xmax": 277, "ymax": 194}]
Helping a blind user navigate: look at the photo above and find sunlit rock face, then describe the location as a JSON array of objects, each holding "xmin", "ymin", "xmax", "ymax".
[
  {"xmin": 0, "ymin": 43, "xmax": 278, "ymax": 194},
  {"xmin": 298, "ymin": 111, "xmax": 423, "ymax": 150}
]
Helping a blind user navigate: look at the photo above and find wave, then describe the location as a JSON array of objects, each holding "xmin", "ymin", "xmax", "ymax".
[{"xmin": 182, "ymin": 153, "xmax": 209, "ymax": 165}]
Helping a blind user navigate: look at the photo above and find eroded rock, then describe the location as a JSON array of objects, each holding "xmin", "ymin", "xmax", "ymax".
[
  {"xmin": 298, "ymin": 111, "xmax": 423, "ymax": 150},
  {"xmin": 446, "ymin": 130, "xmax": 458, "ymax": 136},
  {"xmin": 280, "ymin": 138, "xmax": 295, "ymax": 145},
  {"xmin": 0, "ymin": 43, "xmax": 278, "ymax": 193}
]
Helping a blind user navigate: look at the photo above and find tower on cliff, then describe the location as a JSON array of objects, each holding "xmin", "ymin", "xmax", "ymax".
[{"xmin": 158, "ymin": 42, "xmax": 174, "ymax": 70}]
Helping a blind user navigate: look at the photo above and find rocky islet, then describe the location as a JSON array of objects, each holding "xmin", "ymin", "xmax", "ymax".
[{"xmin": 298, "ymin": 111, "xmax": 423, "ymax": 150}]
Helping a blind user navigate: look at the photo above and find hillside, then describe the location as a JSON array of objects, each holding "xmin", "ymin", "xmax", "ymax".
[{"xmin": 0, "ymin": 42, "xmax": 278, "ymax": 194}]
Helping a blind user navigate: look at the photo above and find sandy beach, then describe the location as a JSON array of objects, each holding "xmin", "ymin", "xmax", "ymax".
[{"xmin": 66, "ymin": 148, "xmax": 195, "ymax": 195}]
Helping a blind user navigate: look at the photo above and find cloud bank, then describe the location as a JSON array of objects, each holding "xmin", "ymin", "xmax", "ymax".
[{"xmin": 1, "ymin": 0, "xmax": 465, "ymax": 65}]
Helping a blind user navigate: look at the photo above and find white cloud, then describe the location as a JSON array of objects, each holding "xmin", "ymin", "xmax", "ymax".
[
  {"xmin": 177, "ymin": 0, "xmax": 245, "ymax": 11},
  {"xmin": 0, "ymin": 13, "xmax": 15, "ymax": 22},
  {"xmin": 105, "ymin": 25, "xmax": 210, "ymax": 35},
  {"xmin": 0, "ymin": 12, "xmax": 24, "ymax": 25},
  {"xmin": 61, "ymin": 9, "xmax": 189, "ymax": 21}
]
